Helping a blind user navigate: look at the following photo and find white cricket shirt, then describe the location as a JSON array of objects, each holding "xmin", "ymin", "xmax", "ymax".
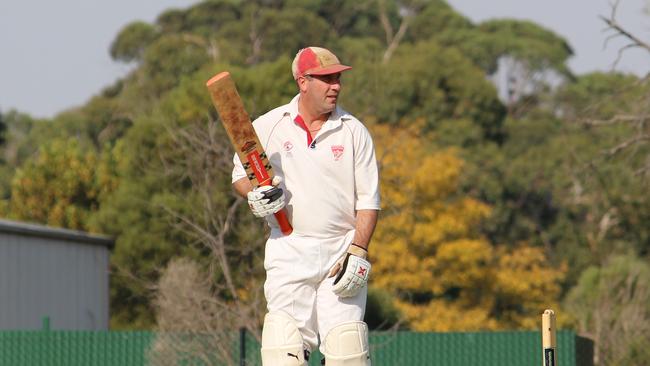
[{"xmin": 232, "ymin": 94, "xmax": 380, "ymax": 238}]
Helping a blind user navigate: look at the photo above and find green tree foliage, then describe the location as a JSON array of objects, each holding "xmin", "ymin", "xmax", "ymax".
[
  {"xmin": 560, "ymin": 73, "xmax": 650, "ymax": 262},
  {"xmin": 342, "ymin": 40, "xmax": 507, "ymax": 141},
  {"xmin": 141, "ymin": 35, "xmax": 212, "ymax": 94},
  {"xmin": 555, "ymin": 72, "xmax": 645, "ymax": 120},
  {"xmin": 8, "ymin": 138, "xmax": 116, "ymax": 230},
  {"xmin": 448, "ymin": 72, "xmax": 649, "ymax": 293},
  {"xmin": 302, "ymin": 0, "xmax": 388, "ymax": 38},
  {"xmin": 408, "ymin": 0, "xmax": 473, "ymax": 42},
  {"xmin": 427, "ymin": 18, "xmax": 573, "ymax": 78},
  {"xmin": 0, "ymin": 111, "xmax": 39, "ymax": 207},
  {"xmin": 91, "ymin": 67, "xmax": 286, "ymax": 328},
  {"xmin": 0, "ymin": 110, "xmax": 7, "ymax": 146},
  {"xmin": 474, "ymin": 19, "xmax": 573, "ymax": 77},
  {"xmin": 565, "ymin": 255, "xmax": 650, "ymax": 365},
  {"xmin": 0, "ymin": 111, "xmax": 8, "ymax": 209},
  {"xmin": 0, "ymin": 111, "xmax": 38, "ymax": 165},
  {"xmin": 110, "ymin": 21, "xmax": 158, "ymax": 62}
]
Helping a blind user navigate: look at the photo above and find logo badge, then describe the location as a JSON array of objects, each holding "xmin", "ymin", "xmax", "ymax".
[
  {"xmin": 357, "ymin": 266, "xmax": 367, "ymax": 278},
  {"xmin": 283, "ymin": 141, "xmax": 294, "ymax": 151},
  {"xmin": 331, "ymin": 145, "xmax": 344, "ymax": 161},
  {"xmin": 240, "ymin": 140, "xmax": 256, "ymax": 153}
]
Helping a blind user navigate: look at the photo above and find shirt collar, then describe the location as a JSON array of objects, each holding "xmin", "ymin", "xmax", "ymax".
[{"xmin": 286, "ymin": 94, "xmax": 350, "ymax": 129}]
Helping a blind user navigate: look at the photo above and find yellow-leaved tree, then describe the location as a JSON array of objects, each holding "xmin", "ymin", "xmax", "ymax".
[
  {"xmin": 370, "ymin": 121, "xmax": 565, "ymax": 331},
  {"xmin": 8, "ymin": 138, "xmax": 118, "ymax": 231}
]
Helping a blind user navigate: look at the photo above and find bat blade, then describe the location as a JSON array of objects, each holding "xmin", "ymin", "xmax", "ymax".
[{"xmin": 206, "ymin": 71, "xmax": 293, "ymax": 235}]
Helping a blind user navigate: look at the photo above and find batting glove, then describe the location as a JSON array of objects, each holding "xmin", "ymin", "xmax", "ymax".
[
  {"xmin": 247, "ymin": 176, "xmax": 286, "ymax": 218},
  {"xmin": 328, "ymin": 243, "xmax": 371, "ymax": 298}
]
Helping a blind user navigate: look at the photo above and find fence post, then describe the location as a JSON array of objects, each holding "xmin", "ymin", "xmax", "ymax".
[
  {"xmin": 41, "ymin": 316, "xmax": 50, "ymax": 331},
  {"xmin": 240, "ymin": 327, "xmax": 246, "ymax": 366}
]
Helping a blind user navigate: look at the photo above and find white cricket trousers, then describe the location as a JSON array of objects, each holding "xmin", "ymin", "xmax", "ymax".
[{"xmin": 264, "ymin": 229, "xmax": 367, "ymax": 353}]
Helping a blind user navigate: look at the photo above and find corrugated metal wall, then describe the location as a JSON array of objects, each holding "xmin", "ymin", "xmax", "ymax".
[{"xmin": 0, "ymin": 219, "xmax": 112, "ymax": 330}]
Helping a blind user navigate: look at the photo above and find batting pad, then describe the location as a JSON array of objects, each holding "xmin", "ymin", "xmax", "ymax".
[
  {"xmin": 261, "ymin": 311, "xmax": 307, "ymax": 366},
  {"xmin": 323, "ymin": 321, "xmax": 371, "ymax": 366}
]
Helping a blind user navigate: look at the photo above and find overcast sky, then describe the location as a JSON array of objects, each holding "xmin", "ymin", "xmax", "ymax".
[{"xmin": 1, "ymin": 0, "xmax": 649, "ymax": 118}]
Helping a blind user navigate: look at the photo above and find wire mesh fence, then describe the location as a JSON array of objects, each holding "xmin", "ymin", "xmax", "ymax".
[{"xmin": 0, "ymin": 329, "xmax": 593, "ymax": 366}]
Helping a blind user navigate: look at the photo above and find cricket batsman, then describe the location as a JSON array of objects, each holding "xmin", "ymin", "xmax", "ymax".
[{"xmin": 231, "ymin": 46, "xmax": 380, "ymax": 365}]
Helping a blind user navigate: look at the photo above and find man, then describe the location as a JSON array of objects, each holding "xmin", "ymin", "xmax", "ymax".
[{"xmin": 231, "ymin": 46, "xmax": 380, "ymax": 366}]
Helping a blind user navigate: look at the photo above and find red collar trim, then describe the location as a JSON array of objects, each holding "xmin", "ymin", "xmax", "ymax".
[{"xmin": 294, "ymin": 115, "xmax": 314, "ymax": 147}]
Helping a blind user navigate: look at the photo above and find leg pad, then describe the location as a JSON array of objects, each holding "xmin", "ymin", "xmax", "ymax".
[
  {"xmin": 261, "ymin": 311, "xmax": 308, "ymax": 366},
  {"xmin": 323, "ymin": 321, "xmax": 371, "ymax": 366}
]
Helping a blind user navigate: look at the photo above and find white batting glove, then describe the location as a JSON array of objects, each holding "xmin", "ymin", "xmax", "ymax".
[
  {"xmin": 328, "ymin": 244, "xmax": 371, "ymax": 298},
  {"xmin": 247, "ymin": 176, "xmax": 285, "ymax": 218}
]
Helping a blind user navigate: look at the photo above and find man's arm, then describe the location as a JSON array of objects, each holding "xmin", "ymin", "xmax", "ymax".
[
  {"xmin": 352, "ymin": 209, "xmax": 379, "ymax": 251},
  {"xmin": 233, "ymin": 177, "xmax": 253, "ymax": 198},
  {"xmin": 329, "ymin": 209, "xmax": 378, "ymax": 297}
]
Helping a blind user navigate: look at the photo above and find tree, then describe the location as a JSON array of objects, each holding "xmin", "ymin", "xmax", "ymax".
[
  {"xmin": 369, "ymin": 122, "xmax": 566, "ymax": 331},
  {"xmin": 342, "ymin": 40, "xmax": 507, "ymax": 141},
  {"xmin": 8, "ymin": 138, "xmax": 116, "ymax": 231},
  {"xmin": 0, "ymin": 110, "xmax": 6, "ymax": 146},
  {"xmin": 427, "ymin": 18, "xmax": 574, "ymax": 113},
  {"xmin": 551, "ymin": 73, "xmax": 650, "ymax": 260},
  {"xmin": 91, "ymin": 67, "xmax": 282, "ymax": 328},
  {"xmin": 408, "ymin": 0, "xmax": 473, "ymax": 43},
  {"xmin": 0, "ymin": 110, "xmax": 8, "ymax": 209},
  {"xmin": 565, "ymin": 255, "xmax": 650, "ymax": 366},
  {"xmin": 594, "ymin": 0, "xmax": 650, "ymax": 177},
  {"xmin": 0, "ymin": 111, "xmax": 39, "ymax": 209},
  {"xmin": 148, "ymin": 258, "xmax": 264, "ymax": 366},
  {"xmin": 474, "ymin": 19, "xmax": 574, "ymax": 78},
  {"xmin": 601, "ymin": 0, "xmax": 650, "ymax": 69},
  {"xmin": 110, "ymin": 21, "xmax": 159, "ymax": 63},
  {"xmin": 140, "ymin": 34, "xmax": 212, "ymax": 95}
]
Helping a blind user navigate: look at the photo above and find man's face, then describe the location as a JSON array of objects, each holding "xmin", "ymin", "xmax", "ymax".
[{"xmin": 299, "ymin": 72, "xmax": 342, "ymax": 115}]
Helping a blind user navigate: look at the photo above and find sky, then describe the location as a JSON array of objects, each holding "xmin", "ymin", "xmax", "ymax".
[
  {"xmin": 1, "ymin": 0, "xmax": 649, "ymax": 119},
  {"xmin": 447, "ymin": 0, "xmax": 650, "ymax": 75}
]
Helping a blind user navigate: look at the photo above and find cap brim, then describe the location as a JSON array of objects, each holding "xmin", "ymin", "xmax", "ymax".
[{"xmin": 306, "ymin": 64, "xmax": 352, "ymax": 76}]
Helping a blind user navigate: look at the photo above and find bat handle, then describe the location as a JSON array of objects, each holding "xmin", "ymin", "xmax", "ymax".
[{"xmin": 274, "ymin": 210, "xmax": 293, "ymax": 235}]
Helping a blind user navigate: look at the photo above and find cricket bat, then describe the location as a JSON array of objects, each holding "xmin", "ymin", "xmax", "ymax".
[
  {"xmin": 206, "ymin": 71, "xmax": 293, "ymax": 235},
  {"xmin": 542, "ymin": 309, "xmax": 557, "ymax": 366}
]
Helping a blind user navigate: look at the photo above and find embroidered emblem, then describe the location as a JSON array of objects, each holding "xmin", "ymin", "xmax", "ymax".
[
  {"xmin": 283, "ymin": 141, "xmax": 294, "ymax": 151},
  {"xmin": 331, "ymin": 145, "xmax": 344, "ymax": 161},
  {"xmin": 357, "ymin": 266, "xmax": 367, "ymax": 277}
]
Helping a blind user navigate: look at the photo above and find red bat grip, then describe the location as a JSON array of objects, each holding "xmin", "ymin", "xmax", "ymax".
[{"xmin": 274, "ymin": 210, "xmax": 293, "ymax": 235}]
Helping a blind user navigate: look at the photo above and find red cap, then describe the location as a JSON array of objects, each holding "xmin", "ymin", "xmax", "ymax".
[{"xmin": 292, "ymin": 47, "xmax": 352, "ymax": 79}]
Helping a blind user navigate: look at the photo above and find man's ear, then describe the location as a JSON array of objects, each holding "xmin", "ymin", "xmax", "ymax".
[{"xmin": 297, "ymin": 76, "xmax": 309, "ymax": 93}]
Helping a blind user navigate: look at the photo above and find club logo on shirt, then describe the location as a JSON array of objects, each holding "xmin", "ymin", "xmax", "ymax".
[
  {"xmin": 283, "ymin": 141, "xmax": 294, "ymax": 151},
  {"xmin": 331, "ymin": 145, "xmax": 344, "ymax": 161}
]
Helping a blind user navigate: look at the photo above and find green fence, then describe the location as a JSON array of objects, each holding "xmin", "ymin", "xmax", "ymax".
[
  {"xmin": 0, "ymin": 329, "xmax": 593, "ymax": 366},
  {"xmin": 0, "ymin": 331, "xmax": 154, "ymax": 366}
]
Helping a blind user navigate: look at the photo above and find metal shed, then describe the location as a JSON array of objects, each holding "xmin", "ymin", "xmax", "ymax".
[{"xmin": 0, "ymin": 219, "xmax": 113, "ymax": 330}]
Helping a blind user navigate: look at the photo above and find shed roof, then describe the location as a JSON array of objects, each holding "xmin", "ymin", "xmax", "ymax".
[{"xmin": 0, "ymin": 218, "xmax": 114, "ymax": 248}]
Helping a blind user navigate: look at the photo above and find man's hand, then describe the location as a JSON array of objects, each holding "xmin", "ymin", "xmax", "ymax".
[
  {"xmin": 247, "ymin": 176, "xmax": 285, "ymax": 218},
  {"xmin": 328, "ymin": 244, "xmax": 371, "ymax": 297}
]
